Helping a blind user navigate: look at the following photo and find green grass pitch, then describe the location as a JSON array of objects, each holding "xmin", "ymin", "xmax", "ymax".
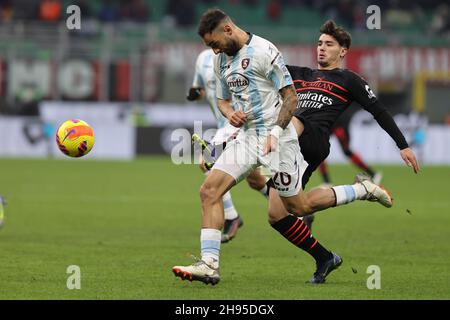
[{"xmin": 0, "ymin": 157, "xmax": 449, "ymax": 299}]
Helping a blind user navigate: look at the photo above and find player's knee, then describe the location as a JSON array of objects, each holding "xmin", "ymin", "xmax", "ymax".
[
  {"xmin": 300, "ymin": 202, "xmax": 314, "ymax": 215},
  {"xmin": 300, "ymin": 195, "xmax": 317, "ymax": 216},
  {"xmin": 199, "ymin": 182, "xmax": 219, "ymax": 204},
  {"xmin": 267, "ymin": 209, "xmax": 278, "ymax": 225},
  {"xmin": 267, "ymin": 207, "xmax": 289, "ymax": 225},
  {"xmin": 291, "ymin": 195, "xmax": 314, "ymax": 216},
  {"xmin": 246, "ymin": 177, "xmax": 263, "ymax": 191}
]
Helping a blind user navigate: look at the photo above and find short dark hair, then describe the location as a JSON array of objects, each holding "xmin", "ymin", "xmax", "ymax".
[
  {"xmin": 198, "ymin": 9, "xmax": 229, "ymax": 37},
  {"xmin": 319, "ymin": 20, "xmax": 352, "ymax": 49}
]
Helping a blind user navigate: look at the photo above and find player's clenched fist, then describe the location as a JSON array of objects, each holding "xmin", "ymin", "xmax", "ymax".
[{"xmin": 229, "ymin": 110, "xmax": 247, "ymax": 127}]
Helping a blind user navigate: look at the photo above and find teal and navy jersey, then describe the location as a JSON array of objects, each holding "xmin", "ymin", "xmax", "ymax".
[
  {"xmin": 214, "ymin": 33, "xmax": 293, "ymax": 133},
  {"xmin": 193, "ymin": 49, "xmax": 228, "ymax": 129}
]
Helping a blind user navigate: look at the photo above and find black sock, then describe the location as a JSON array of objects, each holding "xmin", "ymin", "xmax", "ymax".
[{"xmin": 271, "ymin": 214, "xmax": 332, "ymax": 264}]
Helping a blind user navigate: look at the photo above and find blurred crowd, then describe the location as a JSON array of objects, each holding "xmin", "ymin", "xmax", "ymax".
[
  {"xmin": 0, "ymin": 0, "xmax": 449, "ymax": 37},
  {"xmin": 0, "ymin": 0, "xmax": 151, "ymax": 23}
]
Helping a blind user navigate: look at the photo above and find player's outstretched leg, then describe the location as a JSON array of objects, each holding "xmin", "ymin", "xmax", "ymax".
[
  {"xmin": 329, "ymin": 174, "xmax": 392, "ymax": 208},
  {"xmin": 351, "ymin": 173, "xmax": 392, "ymax": 207},
  {"xmin": 0, "ymin": 195, "xmax": 6, "ymax": 228},
  {"xmin": 268, "ymin": 189, "xmax": 342, "ymax": 284},
  {"xmin": 283, "ymin": 175, "xmax": 393, "ymax": 216}
]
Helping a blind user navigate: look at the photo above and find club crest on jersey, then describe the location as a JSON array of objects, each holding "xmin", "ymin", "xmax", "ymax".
[
  {"xmin": 226, "ymin": 73, "xmax": 249, "ymax": 93},
  {"xmin": 241, "ymin": 58, "xmax": 250, "ymax": 70}
]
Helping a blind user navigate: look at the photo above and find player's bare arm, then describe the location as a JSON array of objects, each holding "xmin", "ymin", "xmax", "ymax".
[
  {"xmin": 218, "ymin": 98, "xmax": 246, "ymax": 127},
  {"xmin": 263, "ymin": 84, "xmax": 297, "ymax": 155},
  {"xmin": 275, "ymin": 84, "xmax": 298, "ymax": 128}
]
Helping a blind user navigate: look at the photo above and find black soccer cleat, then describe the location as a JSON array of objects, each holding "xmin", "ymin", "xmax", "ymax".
[
  {"xmin": 309, "ymin": 252, "xmax": 343, "ymax": 284},
  {"xmin": 221, "ymin": 216, "xmax": 244, "ymax": 243}
]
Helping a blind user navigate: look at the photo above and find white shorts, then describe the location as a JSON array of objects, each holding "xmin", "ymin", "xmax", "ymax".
[
  {"xmin": 211, "ymin": 123, "xmax": 240, "ymax": 146},
  {"xmin": 256, "ymin": 165, "xmax": 273, "ymax": 178},
  {"xmin": 212, "ymin": 123, "xmax": 308, "ymax": 197}
]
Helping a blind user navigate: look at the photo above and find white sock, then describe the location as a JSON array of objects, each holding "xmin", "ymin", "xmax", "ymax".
[
  {"xmin": 332, "ymin": 183, "xmax": 367, "ymax": 206},
  {"xmin": 223, "ymin": 191, "xmax": 238, "ymax": 220},
  {"xmin": 200, "ymin": 228, "xmax": 221, "ymax": 268}
]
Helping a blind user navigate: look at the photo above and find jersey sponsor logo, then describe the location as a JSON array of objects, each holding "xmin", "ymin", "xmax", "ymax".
[
  {"xmin": 295, "ymin": 79, "xmax": 348, "ymax": 92},
  {"xmin": 226, "ymin": 72, "xmax": 250, "ymax": 93},
  {"xmin": 241, "ymin": 58, "xmax": 250, "ymax": 70},
  {"xmin": 296, "ymin": 79, "xmax": 335, "ymax": 91},
  {"xmin": 296, "ymin": 99, "xmax": 324, "ymax": 109},
  {"xmin": 294, "ymin": 79, "xmax": 348, "ymax": 102},
  {"xmin": 365, "ymin": 85, "xmax": 376, "ymax": 99},
  {"xmin": 296, "ymin": 91, "xmax": 333, "ymax": 105}
]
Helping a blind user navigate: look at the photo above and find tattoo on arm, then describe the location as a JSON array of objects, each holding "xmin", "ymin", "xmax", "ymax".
[{"xmin": 276, "ymin": 85, "xmax": 297, "ymax": 129}]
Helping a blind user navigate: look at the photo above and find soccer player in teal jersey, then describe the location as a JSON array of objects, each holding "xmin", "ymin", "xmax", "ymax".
[
  {"xmin": 188, "ymin": 48, "xmax": 269, "ymax": 243},
  {"xmin": 173, "ymin": 10, "xmax": 397, "ymax": 285}
]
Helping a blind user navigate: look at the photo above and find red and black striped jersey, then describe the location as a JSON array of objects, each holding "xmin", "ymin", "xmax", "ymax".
[
  {"xmin": 287, "ymin": 65, "xmax": 408, "ymax": 150},
  {"xmin": 288, "ymin": 65, "xmax": 379, "ymax": 132}
]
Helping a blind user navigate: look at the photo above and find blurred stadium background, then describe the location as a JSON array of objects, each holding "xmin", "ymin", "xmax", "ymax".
[
  {"xmin": 0, "ymin": 0, "xmax": 448, "ymax": 162},
  {"xmin": 0, "ymin": 0, "xmax": 449, "ymax": 300}
]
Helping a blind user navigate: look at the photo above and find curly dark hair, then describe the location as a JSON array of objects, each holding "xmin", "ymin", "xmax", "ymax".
[
  {"xmin": 198, "ymin": 9, "xmax": 229, "ymax": 37},
  {"xmin": 319, "ymin": 20, "xmax": 352, "ymax": 49}
]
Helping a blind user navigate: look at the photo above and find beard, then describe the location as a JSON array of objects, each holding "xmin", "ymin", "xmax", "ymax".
[
  {"xmin": 223, "ymin": 39, "xmax": 241, "ymax": 56},
  {"xmin": 318, "ymin": 60, "xmax": 330, "ymax": 68}
]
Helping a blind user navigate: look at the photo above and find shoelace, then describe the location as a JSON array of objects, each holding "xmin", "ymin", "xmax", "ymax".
[
  {"xmin": 190, "ymin": 254, "xmax": 219, "ymax": 271},
  {"xmin": 190, "ymin": 254, "xmax": 207, "ymax": 267}
]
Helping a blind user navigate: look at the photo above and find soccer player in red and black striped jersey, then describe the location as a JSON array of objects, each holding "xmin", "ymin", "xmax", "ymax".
[
  {"xmin": 286, "ymin": 20, "xmax": 419, "ymax": 196},
  {"xmin": 267, "ymin": 20, "xmax": 420, "ymax": 283}
]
